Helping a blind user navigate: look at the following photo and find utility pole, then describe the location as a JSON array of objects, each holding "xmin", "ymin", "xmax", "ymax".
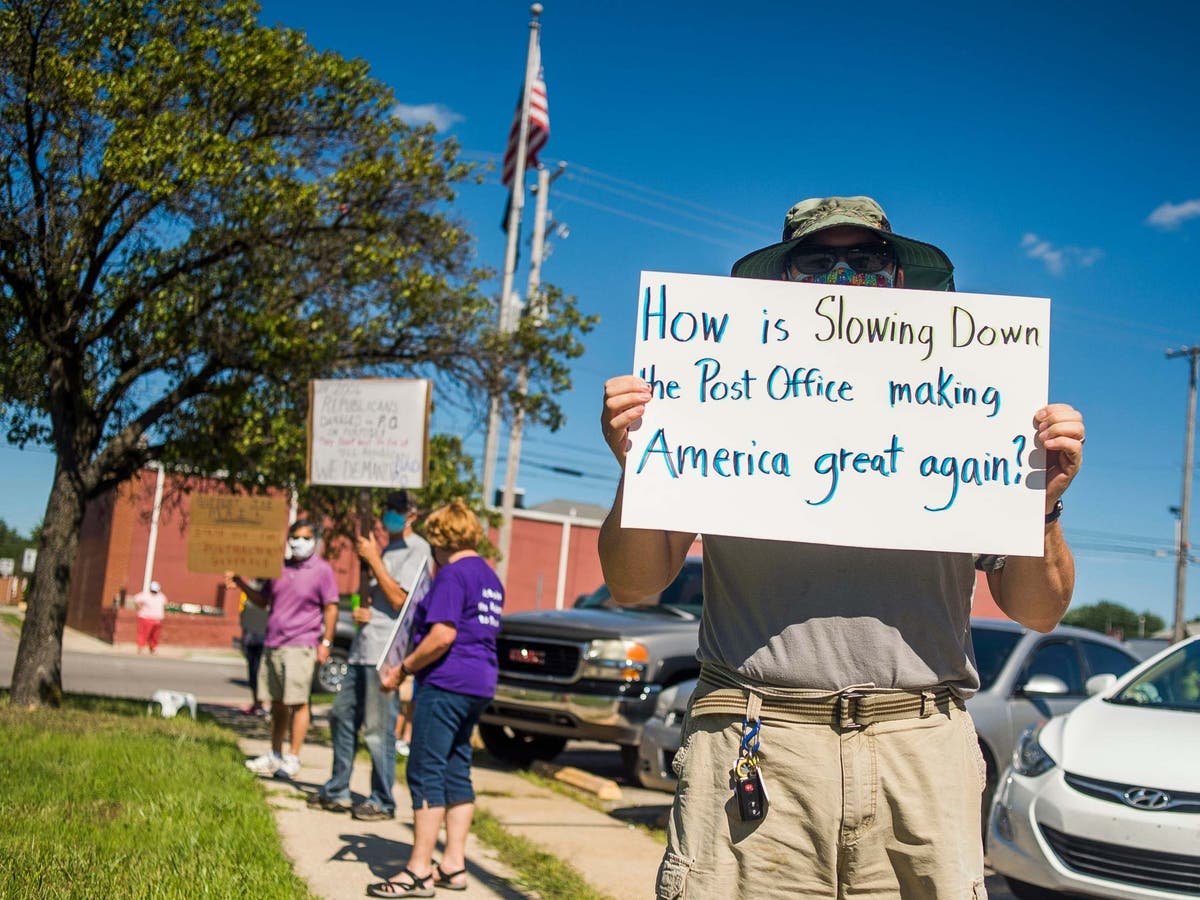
[
  {"xmin": 1167, "ymin": 345, "xmax": 1200, "ymax": 643},
  {"xmin": 483, "ymin": 3, "xmax": 543, "ymax": 511},
  {"xmin": 497, "ymin": 161, "xmax": 566, "ymax": 584}
]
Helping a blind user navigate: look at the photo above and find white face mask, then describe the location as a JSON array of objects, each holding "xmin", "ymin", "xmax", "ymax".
[{"xmin": 288, "ymin": 536, "xmax": 316, "ymax": 560}]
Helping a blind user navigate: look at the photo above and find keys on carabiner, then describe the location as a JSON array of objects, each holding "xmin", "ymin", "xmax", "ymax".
[{"xmin": 734, "ymin": 753, "xmax": 767, "ymax": 822}]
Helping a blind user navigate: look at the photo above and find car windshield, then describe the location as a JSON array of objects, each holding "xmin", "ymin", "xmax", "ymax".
[
  {"xmin": 1110, "ymin": 640, "xmax": 1200, "ymax": 711},
  {"xmin": 575, "ymin": 563, "xmax": 704, "ymax": 616},
  {"xmin": 970, "ymin": 626, "xmax": 1023, "ymax": 691}
]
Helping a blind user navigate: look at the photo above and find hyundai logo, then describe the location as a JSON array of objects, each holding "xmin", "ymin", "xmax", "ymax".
[{"xmin": 1123, "ymin": 787, "xmax": 1171, "ymax": 810}]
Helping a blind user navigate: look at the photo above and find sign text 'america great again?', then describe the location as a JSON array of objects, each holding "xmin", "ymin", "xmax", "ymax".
[{"xmin": 619, "ymin": 272, "xmax": 1050, "ymax": 556}]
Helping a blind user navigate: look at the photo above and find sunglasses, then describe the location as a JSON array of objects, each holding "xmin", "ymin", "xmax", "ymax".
[{"xmin": 786, "ymin": 242, "xmax": 896, "ymax": 275}]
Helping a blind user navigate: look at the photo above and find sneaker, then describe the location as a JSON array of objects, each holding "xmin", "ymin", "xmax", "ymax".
[
  {"xmin": 306, "ymin": 793, "xmax": 352, "ymax": 812},
  {"xmin": 395, "ymin": 739, "xmax": 410, "ymax": 757},
  {"xmin": 240, "ymin": 703, "xmax": 265, "ymax": 716},
  {"xmin": 244, "ymin": 752, "xmax": 283, "ymax": 775},
  {"xmin": 275, "ymin": 754, "xmax": 302, "ymax": 779},
  {"xmin": 351, "ymin": 801, "xmax": 394, "ymax": 821}
]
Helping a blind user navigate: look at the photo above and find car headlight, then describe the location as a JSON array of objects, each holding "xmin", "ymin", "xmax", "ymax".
[
  {"xmin": 580, "ymin": 639, "xmax": 649, "ymax": 682},
  {"xmin": 1011, "ymin": 723, "xmax": 1056, "ymax": 777}
]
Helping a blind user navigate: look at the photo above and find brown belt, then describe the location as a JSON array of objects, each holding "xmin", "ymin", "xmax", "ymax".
[{"xmin": 690, "ymin": 666, "xmax": 964, "ymax": 730}]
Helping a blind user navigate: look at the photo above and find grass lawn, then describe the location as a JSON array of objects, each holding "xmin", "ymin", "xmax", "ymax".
[
  {"xmin": 472, "ymin": 809, "xmax": 611, "ymax": 900},
  {"xmin": 0, "ymin": 694, "xmax": 313, "ymax": 900},
  {"xmin": 0, "ymin": 611, "xmax": 23, "ymax": 636}
]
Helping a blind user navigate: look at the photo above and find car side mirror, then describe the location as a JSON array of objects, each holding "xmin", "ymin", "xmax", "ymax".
[
  {"xmin": 1085, "ymin": 673, "xmax": 1117, "ymax": 696},
  {"xmin": 1020, "ymin": 674, "xmax": 1070, "ymax": 696}
]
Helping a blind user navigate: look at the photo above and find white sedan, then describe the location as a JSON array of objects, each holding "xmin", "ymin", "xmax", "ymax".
[{"xmin": 987, "ymin": 635, "xmax": 1200, "ymax": 899}]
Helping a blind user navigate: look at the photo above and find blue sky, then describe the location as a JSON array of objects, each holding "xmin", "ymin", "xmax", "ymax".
[{"xmin": 4, "ymin": 1, "xmax": 1200, "ymax": 628}]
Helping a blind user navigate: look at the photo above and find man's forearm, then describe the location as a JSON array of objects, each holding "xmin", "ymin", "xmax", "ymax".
[
  {"xmin": 366, "ymin": 556, "xmax": 407, "ymax": 610},
  {"xmin": 233, "ymin": 575, "xmax": 266, "ymax": 607},
  {"xmin": 321, "ymin": 603, "xmax": 339, "ymax": 642},
  {"xmin": 990, "ymin": 522, "xmax": 1075, "ymax": 633},
  {"xmin": 598, "ymin": 476, "xmax": 695, "ymax": 605}
]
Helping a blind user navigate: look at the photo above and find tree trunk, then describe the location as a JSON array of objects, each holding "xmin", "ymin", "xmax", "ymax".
[{"xmin": 9, "ymin": 470, "xmax": 85, "ymax": 708}]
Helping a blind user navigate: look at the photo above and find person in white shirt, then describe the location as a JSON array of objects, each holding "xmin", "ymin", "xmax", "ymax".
[{"xmin": 132, "ymin": 581, "xmax": 167, "ymax": 655}]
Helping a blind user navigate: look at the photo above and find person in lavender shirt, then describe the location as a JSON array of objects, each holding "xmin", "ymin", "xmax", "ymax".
[
  {"xmin": 368, "ymin": 500, "xmax": 503, "ymax": 898},
  {"xmin": 227, "ymin": 519, "xmax": 340, "ymax": 779}
]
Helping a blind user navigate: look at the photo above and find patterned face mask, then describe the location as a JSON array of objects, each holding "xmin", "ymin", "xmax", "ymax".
[{"xmin": 787, "ymin": 261, "xmax": 896, "ymax": 288}]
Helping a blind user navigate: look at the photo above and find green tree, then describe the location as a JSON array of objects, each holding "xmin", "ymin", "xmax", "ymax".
[
  {"xmin": 1062, "ymin": 600, "xmax": 1165, "ymax": 638},
  {"xmin": 0, "ymin": 518, "xmax": 34, "ymax": 564},
  {"xmin": 0, "ymin": 0, "xmax": 592, "ymax": 706}
]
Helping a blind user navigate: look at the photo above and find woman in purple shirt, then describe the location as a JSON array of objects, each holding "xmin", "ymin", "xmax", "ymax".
[{"xmin": 369, "ymin": 500, "xmax": 503, "ymax": 898}]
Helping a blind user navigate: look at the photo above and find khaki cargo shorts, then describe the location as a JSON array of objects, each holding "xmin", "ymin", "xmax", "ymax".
[
  {"xmin": 657, "ymin": 689, "xmax": 988, "ymax": 899},
  {"xmin": 259, "ymin": 645, "xmax": 317, "ymax": 706}
]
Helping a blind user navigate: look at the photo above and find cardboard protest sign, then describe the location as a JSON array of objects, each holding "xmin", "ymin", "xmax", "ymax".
[
  {"xmin": 188, "ymin": 494, "xmax": 289, "ymax": 578},
  {"xmin": 620, "ymin": 272, "xmax": 1050, "ymax": 556},
  {"xmin": 307, "ymin": 378, "xmax": 431, "ymax": 488}
]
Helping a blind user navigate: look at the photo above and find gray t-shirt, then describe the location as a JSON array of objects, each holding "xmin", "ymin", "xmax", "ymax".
[
  {"xmin": 347, "ymin": 534, "xmax": 432, "ymax": 666},
  {"xmin": 697, "ymin": 535, "xmax": 982, "ymax": 697}
]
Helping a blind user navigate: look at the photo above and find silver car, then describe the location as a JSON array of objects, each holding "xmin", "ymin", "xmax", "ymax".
[{"xmin": 636, "ymin": 617, "xmax": 1140, "ymax": 832}]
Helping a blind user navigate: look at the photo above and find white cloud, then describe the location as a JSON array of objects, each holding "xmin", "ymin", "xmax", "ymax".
[
  {"xmin": 393, "ymin": 102, "xmax": 464, "ymax": 132},
  {"xmin": 1146, "ymin": 199, "xmax": 1200, "ymax": 230},
  {"xmin": 1021, "ymin": 233, "xmax": 1103, "ymax": 276}
]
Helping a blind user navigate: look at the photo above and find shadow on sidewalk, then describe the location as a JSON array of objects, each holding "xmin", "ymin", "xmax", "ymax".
[
  {"xmin": 329, "ymin": 832, "xmax": 530, "ymax": 900},
  {"xmin": 201, "ymin": 701, "xmax": 335, "ymax": 747}
]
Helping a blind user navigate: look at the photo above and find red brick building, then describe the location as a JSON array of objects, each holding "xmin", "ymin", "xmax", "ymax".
[{"xmin": 64, "ymin": 468, "xmax": 607, "ymax": 648}]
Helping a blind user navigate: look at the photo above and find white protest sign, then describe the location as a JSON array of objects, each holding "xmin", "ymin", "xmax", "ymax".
[
  {"xmin": 307, "ymin": 379, "xmax": 431, "ymax": 488},
  {"xmin": 620, "ymin": 272, "xmax": 1050, "ymax": 556}
]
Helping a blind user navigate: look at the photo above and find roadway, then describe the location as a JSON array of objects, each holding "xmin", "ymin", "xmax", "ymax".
[{"xmin": 0, "ymin": 620, "xmax": 249, "ymax": 705}]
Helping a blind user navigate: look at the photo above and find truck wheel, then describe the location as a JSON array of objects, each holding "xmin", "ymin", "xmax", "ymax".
[
  {"xmin": 314, "ymin": 653, "xmax": 349, "ymax": 694},
  {"xmin": 620, "ymin": 744, "xmax": 642, "ymax": 781},
  {"xmin": 979, "ymin": 740, "xmax": 997, "ymax": 845},
  {"xmin": 477, "ymin": 724, "xmax": 566, "ymax": 767}
]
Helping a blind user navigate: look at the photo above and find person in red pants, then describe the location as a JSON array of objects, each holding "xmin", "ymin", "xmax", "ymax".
[{"xmin": 132, "ymin": 581, "xmax": 167, "ymax": 654}]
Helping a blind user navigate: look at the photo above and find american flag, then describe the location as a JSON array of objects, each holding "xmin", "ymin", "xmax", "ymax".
[{"xmin": 501, "ymin": 63, "xmax": 549, "ymax": 188}]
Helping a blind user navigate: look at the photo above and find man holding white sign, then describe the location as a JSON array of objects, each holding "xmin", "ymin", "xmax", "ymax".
[
  {"xmin": 599, "ymin": 197, "xmax": 1084, "ymax": 899},
  {"xmin": 308, "ymin": 491, "xmax": 431, "ymax": 821}
]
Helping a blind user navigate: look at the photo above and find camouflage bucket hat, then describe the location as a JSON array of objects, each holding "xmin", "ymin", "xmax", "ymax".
[{"xmin": 730, "ymin": 196, "xmax": 955, "ymax": 291}]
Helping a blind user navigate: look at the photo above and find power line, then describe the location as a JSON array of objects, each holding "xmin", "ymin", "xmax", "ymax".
[
  {"xmin": 462, "ymin": 150, "xmax": 772, "ymax": 247},
  {"xmin": 563, "ymin": 172, "xmax": 771, "ymax": 242},
  {"xmin": 566, "ymin": 162, "xmax": 769, "ymax": 231},
  {"xmin": 553, "ymin": 190, "xmax": 749, "ymax": 250}
]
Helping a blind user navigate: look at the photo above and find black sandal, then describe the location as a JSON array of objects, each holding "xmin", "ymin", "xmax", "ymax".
[
  {"xmin": 366, "ymin": 868, "xmax": 435, "ymax": 897},
  {"xmin": 433, "ymin": 864, "xmax": 467, "ymax": 891}
]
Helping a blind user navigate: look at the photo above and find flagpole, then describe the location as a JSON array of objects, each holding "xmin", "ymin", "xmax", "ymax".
[
  {"xmin": 497, "ymin": 161, "xmax": 565, "ymax": 584},
  {"xmin": 482, "ymin": 3, "xmax": 543, "ymax": 511}
]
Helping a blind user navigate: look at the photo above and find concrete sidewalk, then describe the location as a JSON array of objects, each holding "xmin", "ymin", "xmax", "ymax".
[{"xmin": 239, "ymin": 735, "xmax": 666, "ymax": 900}]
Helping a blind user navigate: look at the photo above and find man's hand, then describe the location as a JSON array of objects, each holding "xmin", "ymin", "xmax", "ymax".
[
  {"xmin": 355, "ymin": 533, "xmax": 382, "ymax": 566},
  {"xmin": 601, "ymin": 375, "xmax": 652, "ymax": 468},
  {"xmin": 317, "ymin": 643, "xmax": 330, "ymax": 664},
  {"xmin": 1036, "ymin": 403, "xmax": 1085, "ymax": 510},
  {"xmin": 352, "ymin": 607, "xmax": 372, "ymax": 626},
  {"xmin": 223, "ymin": 570, "xmax": 238, "ymax": 589}
]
